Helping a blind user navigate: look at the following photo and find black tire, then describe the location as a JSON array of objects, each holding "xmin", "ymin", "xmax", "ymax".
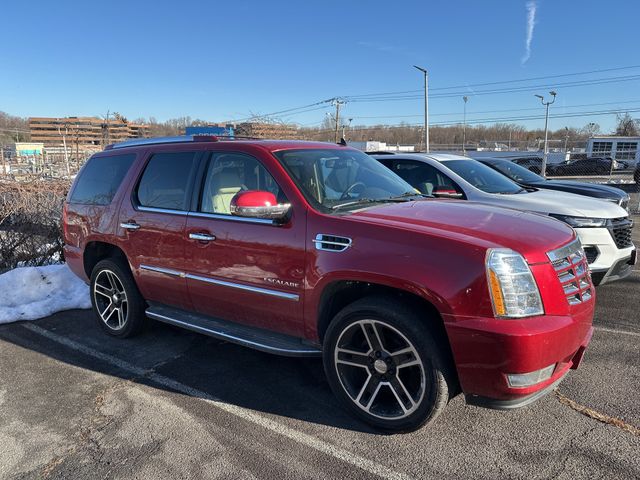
[
  {"xmin": 90, "ymin": 258, "xmax": 147, "ymax": 338},
  {"xmin": 323, "ymin": 296, "xmax": 454, "ymax": 432}
]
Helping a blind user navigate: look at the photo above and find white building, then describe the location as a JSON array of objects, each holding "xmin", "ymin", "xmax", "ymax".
[
  {"xmin": 586, "ymin": 136, "xmax": 639, "ymax": 165},
  {"xmin": 348, "ymin": 141, "xmax": 415, "ymax": 153}
]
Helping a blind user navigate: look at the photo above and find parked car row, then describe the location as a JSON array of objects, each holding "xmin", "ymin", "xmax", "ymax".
[
  {"xmin": 372, "ymin": 153, "xmax": 635, "ymax": 286},
  {"xmin": 63, "ymin": 137, "xmax": 632, "ymax": 432},
  {"xmin": 478, "ymin": 158, "xmax": 630, "ymax": 208},
  {"xmin": 508, "ymin": 155, "xmax": 636, "ymax": 176}
]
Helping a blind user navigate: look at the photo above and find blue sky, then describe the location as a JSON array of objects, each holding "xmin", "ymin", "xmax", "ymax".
[{"xmin": 1, "ymin": 0, "xmax": 639, "ymax": 132}]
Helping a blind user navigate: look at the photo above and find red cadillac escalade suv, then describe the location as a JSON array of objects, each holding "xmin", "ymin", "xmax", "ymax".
[{"xmin": 63, "ymin": 136, "xmax": 594, "ymax": 431}]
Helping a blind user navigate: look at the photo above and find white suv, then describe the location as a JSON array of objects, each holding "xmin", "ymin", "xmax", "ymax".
[{"xmin": 374, "ymin": 153, "xmax": 636, "ymax": 286}]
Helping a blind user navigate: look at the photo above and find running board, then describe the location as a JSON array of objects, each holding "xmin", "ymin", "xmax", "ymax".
[{"xmin": 145, "ymin": 304, "xmax": 322, "ymax": 357}]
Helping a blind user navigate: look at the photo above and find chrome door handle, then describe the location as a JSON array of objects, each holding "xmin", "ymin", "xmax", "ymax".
[
  {"xmin": 120, "ymin": 222, "xmax": 141, "ymax": 231},
  {"xmin": 189, "ymin": 232, "xmax": 216, "ymax": 242}
]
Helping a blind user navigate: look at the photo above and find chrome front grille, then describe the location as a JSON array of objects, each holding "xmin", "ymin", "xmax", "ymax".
[{"xmin": 547, "ymin": 239, "xmax": 593, "ymax": 306}]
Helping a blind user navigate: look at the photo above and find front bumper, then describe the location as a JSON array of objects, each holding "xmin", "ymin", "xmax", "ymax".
[
  {"xmin": 574, "ymin": 227, "xmax": 635, "ymax": 285},
  {"xmin": 445, "ymin": 305, "xmax": 594, "ymax": 408}
]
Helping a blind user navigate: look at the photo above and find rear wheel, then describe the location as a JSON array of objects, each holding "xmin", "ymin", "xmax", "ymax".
[
  {"xmin": 323, "ymin": 297, "xmax": 453, "ymax": 432},
  {"xmin": 90, "ymin": 258, "xmax": 147, "ymax": 338}
]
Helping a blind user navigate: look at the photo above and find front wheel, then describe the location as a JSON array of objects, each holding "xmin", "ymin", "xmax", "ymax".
[
  {"xmin": 323, "ymin": 297, "xmax": 453, "ymax": 432},
  {"xmin": 90, "ymin": 258, "xmax": 147, "ymax": 338}
]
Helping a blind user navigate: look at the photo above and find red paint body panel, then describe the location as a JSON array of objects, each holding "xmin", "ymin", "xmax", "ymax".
[
  {"xmin": 63, "ymin": 139, "xmax": 595, "ymax": 406},
  {"xmin": 183, "ymin": 211, "xmax": 306, "ymax": 337}
]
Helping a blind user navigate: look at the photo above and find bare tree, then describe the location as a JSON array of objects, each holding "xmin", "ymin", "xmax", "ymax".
[{"xmin": 615, "ymin": 113, "xmax": 639, "ymax": 136}]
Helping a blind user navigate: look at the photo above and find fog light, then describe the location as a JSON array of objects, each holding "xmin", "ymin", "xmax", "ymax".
[{"xmin": 507, "ymin": 364, "xmax": 556, "ymax": 388}]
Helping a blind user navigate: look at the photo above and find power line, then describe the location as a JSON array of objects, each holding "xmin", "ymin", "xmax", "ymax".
[
  {"xmin": 306, "ymin": 106, "xmax": 640, "ymax": 133},
  {"xmin": 222, "ymin": 66, "xmax": 640, "ymax": 125},
  {"xmin": 349, "ymin": 99, "xmax": 640, "ymax": 120},
  {"xmin": 346, "ymin": 74, "xmax": 640, "ymax": 103},
  {"xmin": 344, "ymin": 64, "xmax": 640, "ymax": 99},
  {"xmin": 226, "ymin": 98, "xmax": 335, "ymax": 123}
]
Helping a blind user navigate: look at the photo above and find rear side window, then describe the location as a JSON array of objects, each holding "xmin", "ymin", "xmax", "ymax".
[
  {"xmin": 136, "ymin": 152, "xmax": 198, "ymax": 211},
  {"xmin": 70, "ymin": 154, "xmax": 135, "ymax": 205}
]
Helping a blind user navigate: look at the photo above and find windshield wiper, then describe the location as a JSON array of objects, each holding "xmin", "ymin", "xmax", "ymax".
[
  {"xmin": 495, "ymin": 188, "xmax": 526, "ymax": 195},
  {"xmin": 389, "ymin": 192, "xmax": 430, "ymax": 199},
  {"xmin": 331, "ymin": 195, "xmax": 418, "ymax": 211}
]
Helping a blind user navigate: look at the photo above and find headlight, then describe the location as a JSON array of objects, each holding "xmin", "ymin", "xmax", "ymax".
[
  {"xmin": 486, "ymin": 249, "xmax": 544, "ymax": 318},
  {"xmin": 549, "ymin": 214, "xmax": 608, "ymax": 228}
]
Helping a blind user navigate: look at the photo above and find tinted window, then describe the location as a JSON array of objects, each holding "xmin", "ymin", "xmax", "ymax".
[
  {"xmin": 70, "ymin": 154, "xmax": 135, "ymax": 205},
  {"xmin": 444, "ymin": 159, "xmax": 523, "ymax": 194},
  {"xmin": 200, "ymin": 152, "xmax": 285, "ymax": 214},
  {"xmin": 391, "ymin": 160, "xmax": 460, "ymax": 195},
  {"xmin": 485, "ymin": 160, "xmax": 543, "ymax": 183},
  {"xmin": 136, "ymin": 152, "xmax": 197, "ymax": 211}
]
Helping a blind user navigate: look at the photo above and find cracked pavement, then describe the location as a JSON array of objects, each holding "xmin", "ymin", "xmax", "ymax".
[{"xmin": 0, "ymin": 223, "xmax": 639, "ymax": 479}]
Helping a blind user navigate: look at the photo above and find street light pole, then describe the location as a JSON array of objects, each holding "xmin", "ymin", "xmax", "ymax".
[
  {"xmin": 535, "ymin": 91, "xmax": 556, "ymax": 177},
  {"xmin": 462, "ymin": 96, "xmax": 468, "ymax": 154},
  {"xmin": 413, "ymin": 65, "xmax": 429, "ymax": 152},
  {"xmin": 563, "ymin": 126, "xmax": 569, "ymax": 153}
]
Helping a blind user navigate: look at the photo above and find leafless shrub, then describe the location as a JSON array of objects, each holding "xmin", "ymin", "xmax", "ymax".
[{"xmin": 0, "ymin": 178, "xmax": 71, "ymax": 272}]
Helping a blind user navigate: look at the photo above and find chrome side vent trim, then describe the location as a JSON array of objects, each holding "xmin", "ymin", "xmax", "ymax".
[{"xmin": 313, "ymin": 234, "xmax": 352, "ymax": 252}]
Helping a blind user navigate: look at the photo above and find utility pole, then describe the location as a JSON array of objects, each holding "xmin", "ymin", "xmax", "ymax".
[
  {"xmin": 413, "ymin": 65, "xmax": 429, "ymax": 152},
  {"xmin": 58, "ymin": 124, "xmax": 70, "ymax": 176},
  {"xmin": 341, "ymin": 118, "xmax": 353, "ymax": 142},
  {"xmin": 462, "ymin": 96, "xmax": 468, "ymax": 154},
  {"xmin": 103, "ymin": 110, "xmax": 111, "ymax": 147},
  {"xmin": 1, "ymin": 145, "xmax": 6, "ymax": 176},
  {"xmin": 535, "ymin": 91, "xmax": 557, "ymax": 177},
  {"xmin": 563, "ymin": 126, "xmax": 570, "ymax": 153},
  {"xmin": 332, "ymin": 99, "xmax": 345, "ymax": 143}
]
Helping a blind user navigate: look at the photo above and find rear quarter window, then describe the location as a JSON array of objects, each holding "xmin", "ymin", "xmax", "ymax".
[{"xmin": 69, "ymin": 154, "xmax": 136, "ymax": 205}]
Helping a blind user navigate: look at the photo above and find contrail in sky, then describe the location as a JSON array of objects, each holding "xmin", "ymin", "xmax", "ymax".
[{"xmin": 521, "ymin": 1, "xmax": 537, "ymax": 64}]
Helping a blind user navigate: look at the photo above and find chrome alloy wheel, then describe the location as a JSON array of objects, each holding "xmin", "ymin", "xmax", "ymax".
[
  {"xmin": 334, "ymin": 319, "xmax": 426, "ymax": 420},
  {"xmin": 93, "ymin": 269, "xmax": 129, "ymax": 330}
]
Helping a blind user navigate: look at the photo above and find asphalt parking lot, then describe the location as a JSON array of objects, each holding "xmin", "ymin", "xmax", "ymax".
[{"xmin": 1, "ymin": 221, "xmax": 639, "ymax": 479}]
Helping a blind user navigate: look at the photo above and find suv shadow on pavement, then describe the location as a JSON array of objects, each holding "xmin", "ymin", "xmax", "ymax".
[{"xmin": 0, "ymin": 310, "xmax": 384, "ymax": 435}]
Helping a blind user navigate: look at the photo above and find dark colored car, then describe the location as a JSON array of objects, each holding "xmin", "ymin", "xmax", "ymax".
[
  {"xmin": 63, "ymin": 136, "xmax": 594, "ymax": 431},
  {"xmin": 511, "ymin": 157, "xmax": 546, "ymax": 174},
  {"xmin": 552, "ymin": 157, "xmax": 614, "ymax": 176},
  {"xmin": 635, "ymin": 164, "xmax": 640, "ymax": 185},
  {"xmin": 479, "ymin": 158, "xmax": 630, "ymax": 210}
]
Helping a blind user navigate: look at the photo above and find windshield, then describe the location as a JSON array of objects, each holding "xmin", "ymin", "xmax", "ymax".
[
  {"xmin": 487, "ymin": 159, "xmax": 544, "ymax": 183},
  {"xmin": 444, "ymin": 159, "xmax": 524, "ymax": 194},
  {"xmin": 274, "ymin": 148, "xmax": 416, "ymax": 212}
]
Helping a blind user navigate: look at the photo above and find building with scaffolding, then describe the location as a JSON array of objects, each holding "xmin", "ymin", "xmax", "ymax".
[{"xmin": 28, "ymin": 116, "xmax": 149, "ymax": 149}]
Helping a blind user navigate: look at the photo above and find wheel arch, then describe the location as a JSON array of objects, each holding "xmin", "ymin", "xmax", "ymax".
[
  {"xmin": 315, "ymin": 278, "xmax": 451, "ymax": 344},
  {"xmin": 83, "ymin": 241, "xmax": 129, "ymax": 278},
  {"xmin": 315, "ymin": 278, "xmax": 461, "ymax": 395}
]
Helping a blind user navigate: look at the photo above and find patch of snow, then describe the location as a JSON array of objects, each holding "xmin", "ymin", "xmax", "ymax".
[{"xmin": 0, "ymin": 264, "xmax": 91, "ymax": 324}]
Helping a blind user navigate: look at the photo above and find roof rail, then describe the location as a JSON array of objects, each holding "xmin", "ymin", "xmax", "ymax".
[{"xmin": 106, "ymin": 135, "xmax": 220, "ymax": 150}]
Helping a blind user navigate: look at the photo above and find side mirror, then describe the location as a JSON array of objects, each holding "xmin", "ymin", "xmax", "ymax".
[
  {"xmin": 230, "ymin": 190, "xmax": 291, "ymax": 222},
  {"xmin": 432, "ymin": 187, "xmax": 463, "ymax": 199}
]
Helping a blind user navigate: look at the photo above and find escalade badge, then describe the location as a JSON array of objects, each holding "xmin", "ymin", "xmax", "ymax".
[{"xmin": 264, "ymin": 278, "xmax": 300, "ymax": 288}]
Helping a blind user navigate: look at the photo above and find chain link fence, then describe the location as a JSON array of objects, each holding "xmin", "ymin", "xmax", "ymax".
[{"xmin": 1, "ymin": 145, "xmax": 94, "ymax": 179}]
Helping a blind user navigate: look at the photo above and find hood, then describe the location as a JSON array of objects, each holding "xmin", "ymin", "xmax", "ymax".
[
  {"xmin": 476, "ymin": 188, "xmax": 628, "ymax": 219},
  {"xmin": 541, "ymin": 180, "xmax": 627, "ymax": 200},
  {"xmin": 349, "ymin": 200, "xmax": 575, "ymax": 264}
]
